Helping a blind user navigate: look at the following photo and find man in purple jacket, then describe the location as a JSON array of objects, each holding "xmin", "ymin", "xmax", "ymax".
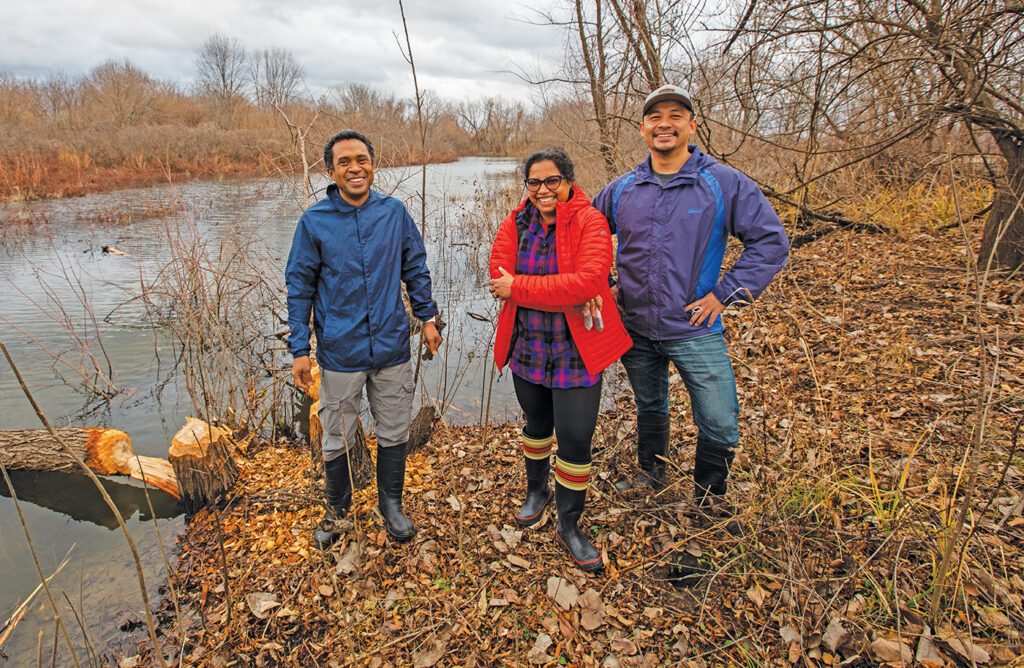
[{"xmin": 593, "ymin": 85, "xmax": 789, "ymax": 524}]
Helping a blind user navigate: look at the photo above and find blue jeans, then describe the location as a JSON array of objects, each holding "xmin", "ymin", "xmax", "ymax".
[{"xmin": 621, "ymin": 331, "xmax": 740, "ymax": 496}]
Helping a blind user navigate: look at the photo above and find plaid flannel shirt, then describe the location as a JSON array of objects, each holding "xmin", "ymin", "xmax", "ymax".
[{"xmin": 509, "ymin": 203, "xmax": 600, "ymax": 389}]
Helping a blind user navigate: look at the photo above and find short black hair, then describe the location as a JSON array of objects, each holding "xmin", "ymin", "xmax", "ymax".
[
  {"xmin": 324, "ymin": 130, "xmax": 375, "ymax": 170},
  {"xmin": 522, "ymin": 147, "xmax": 575, "ymax": 182}
]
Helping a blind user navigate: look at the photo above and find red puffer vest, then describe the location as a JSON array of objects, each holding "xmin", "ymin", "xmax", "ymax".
[{"xmin": 490, "ymin": 186, "xmax": 632, "ymax": 376}]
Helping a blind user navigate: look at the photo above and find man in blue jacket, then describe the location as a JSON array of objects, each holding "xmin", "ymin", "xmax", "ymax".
[
  {"xmin": 593, "ymin": 86, "xmax": 789, "ymax": 525},
  {"xmin": 286, "ymin": 129, "xmax": 442, "ymax": 547}
]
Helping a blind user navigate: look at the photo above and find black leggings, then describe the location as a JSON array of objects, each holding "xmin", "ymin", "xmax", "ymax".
[{"xmin": 512, "ymin": 374, "xmax": 602, "ymax": 465}]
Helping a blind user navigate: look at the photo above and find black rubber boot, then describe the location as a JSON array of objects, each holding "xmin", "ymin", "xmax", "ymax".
[
  {"xmin": 554, "ymin": 484, "xmax": 603, "ymax": 573},
  {"xmin": 376, "ymin": 443, "xmax": 416, "ymax": 542},
  {"xmin": 692, "ymin": 438, "xmax": 743, "ymax": 535},
  {"xmin": 693, "ymin": 437, "xmax": 735, "ymax": 504},
  {"xmin": 313, "ymin": 453, "xmax": 352, "ymax": 550},
  {"xmin": 515, "ymin": 456, "xmax": 552, "ymax": 527},
  {"xmin": 615, "ymin": 413, "xmax": 670, "ymax": 491}
]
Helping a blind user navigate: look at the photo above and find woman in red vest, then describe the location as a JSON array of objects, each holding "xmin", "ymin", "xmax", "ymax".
[{"xmin": 489, "ymin": 148, "xmax": 632, "ymax": 572}]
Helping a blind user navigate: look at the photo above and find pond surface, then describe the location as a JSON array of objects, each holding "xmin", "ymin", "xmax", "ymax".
[{"xmin": 0, "ymin": 157, "xmax": 527, "ymax": 663}]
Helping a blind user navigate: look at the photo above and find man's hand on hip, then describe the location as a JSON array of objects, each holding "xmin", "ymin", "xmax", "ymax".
[
  {"xmin": 292, "ymin": 356, "xmax": 313, "ymax": 391},
  {"xmin": 423, "ymin": 321, "xmax": 443, "ymax": 355},
  {"xmin": 686, "ymin": 292, "xmax": 725, "ymax": 328}
]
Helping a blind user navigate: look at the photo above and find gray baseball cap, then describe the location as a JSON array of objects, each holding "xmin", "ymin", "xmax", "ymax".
[{"xmin": 642, "ymin": 85, "xmax": 694, "ymax": 116}]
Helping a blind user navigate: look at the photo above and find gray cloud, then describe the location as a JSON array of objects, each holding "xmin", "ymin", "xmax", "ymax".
[{"xmin": 0, "ymin": 0, "xmax": 563, "ymax": 102}]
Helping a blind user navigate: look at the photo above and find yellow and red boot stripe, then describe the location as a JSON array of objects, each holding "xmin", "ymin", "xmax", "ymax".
[
  {"xmin": 522, "ymin": 433, "xmax": 554, "ymax": 461},
  {"xmin": 554, "ymin": 457, "xmax": 591, "ymax": 491}
]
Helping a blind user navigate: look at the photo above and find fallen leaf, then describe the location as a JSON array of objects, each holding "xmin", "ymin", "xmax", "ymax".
[
  {"xmin": 527, "ymin": 633, "xmax": 554, "ymax": 664},
  {"xmin": 580, "ymin": 589, "xmax": 606, "ymax": 630},
  {"xmin": 822, "ymin": 617, "xmax": 854, "ymax": 652},
  {"xmin": 870, "ymin": 638, "xmax": 912, "ymax": 663},
  {"xmin": 746, "ymin": 584, "xmax": 767, "ymax": 608},
  {"xmin": 499, "ymin": 526, "xmax": 522, "ymax": 548},
  {"xmin": 317, "ymin": 585, "xmax": 334, "ymax": 597},
  {"xmin": 547, "ymin": 576, "xmax": 579, "ymax": 610},
  {"xmin": 335, "ymin": 540, "xmax": 362, "ymax": 575},
  {"xmin": 610, "ymin": 637, "xmax": 637, "ymax": 656},
  {"xmin": 508, "ymin": 555, "xmax": 530, "ymax": 569},
  {"xmin": 943, "ymin": 635, "xmax": 990, "ymax": 664},
  {"xmin": 245, "ymin": 592, "xmax": 279, "ymax": 619},
  {"xmin": 412, "ymin": 637, "xmax": 448, "ymax": 667},
  {"xmin": 446, "ymin": 495, "xmax": 463, "ymax": 512},
  {"xmin": 489, "ymin": 598, "xmax": 509, "ymax": 607},
  {"xmin": 977, "ymin": 607, "xmax": 1011, "ymax": 631},
  {"xmin": 916, "ymin": 628, "xmax": 948, "ymax": 667},
  {"xmin": 779, "ymin": 624, "xmax": 802, "ymax": 645}
]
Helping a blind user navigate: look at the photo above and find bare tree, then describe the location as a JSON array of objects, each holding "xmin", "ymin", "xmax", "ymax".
[
  {"xmin": 250, "ymin": 47, "xmax": 304, "ymax": 109},
  {"xmin": 456, "ymin": 99, "xmax": 528, "ymax": 154},
  {"xmin": 332, "ymin": 83, "xmax": 407, "ymax": 123},
  {"xmin": 526, "ymin": 0, "xmax": 706, "ymax": 180},
  {"xmin": 39, "ymin": 70, "xmax": 83, "ymax": 130},
  {"xmin": 723, "ymin": 0, "xmax": 1024, "ymax": 268},
  {"xmin": 83, "ymin": 59, "xmax": 161, "ymax": 126},
  {"xmin": 195, "ymin": 34, "xmax": 247, "ymax": 128}
]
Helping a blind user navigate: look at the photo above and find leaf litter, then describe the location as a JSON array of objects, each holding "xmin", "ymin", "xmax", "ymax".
[{"xmin": 141, "ymin": 218, "xmax": 1023, "ymax": 665}]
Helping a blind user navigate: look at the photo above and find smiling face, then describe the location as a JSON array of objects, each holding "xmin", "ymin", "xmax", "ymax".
[
  {"xmin": 640, "ymin": 100, "xmax": 697, "ymax": 157},
  {"xmin": 526, "ymin": 159, "xmax": 572, "ymax": 223},
  {"xmin": 328, "ymin": 138, "xmax": 374, "ymax": 205}
]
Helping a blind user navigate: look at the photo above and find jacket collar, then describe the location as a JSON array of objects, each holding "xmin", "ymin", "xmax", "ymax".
[
  {"xmin": 634, "ymin": 145, "xmax": 704, "ymax": 187},
  {"xmin": 512, "ymin": 184, "xmax": 592, "ymax": 225},
  {"xmin": 326, "ymin": 183, "xmax": 380, "ymax": 212}
]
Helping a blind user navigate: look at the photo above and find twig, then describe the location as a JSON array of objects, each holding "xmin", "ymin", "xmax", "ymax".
[
  {"xmin": 0, "ymin": 546, "xmax": 73, "ymax": 649},
  {"xmin": 0, "ymin": 460, "xmax": 80, "ymax": 667},
  {"xmin": 0, "ymin": 341, "xmax": 168, "ymax": 668}
]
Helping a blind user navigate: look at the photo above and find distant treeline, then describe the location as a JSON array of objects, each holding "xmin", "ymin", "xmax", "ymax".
[{"xmin": 0, "ymin": 36, "xmax": 555, "ymax": 199}]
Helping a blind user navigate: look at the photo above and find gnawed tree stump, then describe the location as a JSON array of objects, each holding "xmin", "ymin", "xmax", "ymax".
[
  {"xmin": 169, "ymin": 418, "xmax": 238, "ymax": 513},
  {"xmin": 408, "ymin": 405, "xmax": 436, "ymax": 453},
  {"xmin": 0, "ymin": 428, "xmax": 180, "ymax": 498}
]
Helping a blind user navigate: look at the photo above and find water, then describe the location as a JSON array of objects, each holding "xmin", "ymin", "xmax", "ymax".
[{"xmin": 0, "ymin": 157, "xmax": 523, "ymax": 663}]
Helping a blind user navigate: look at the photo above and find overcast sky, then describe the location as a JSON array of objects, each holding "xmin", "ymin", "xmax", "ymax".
[{"xmin": 0, "ymin": 0, "xmax": 565, "ymax": 103}]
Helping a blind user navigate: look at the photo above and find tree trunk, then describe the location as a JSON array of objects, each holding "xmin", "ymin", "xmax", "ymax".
[
  {"xmin": 980, "ymin": 147, "xmax": 1024, "ymax": 270},
  {"xmin": 168, "ymin": 418, "xmax": 238, "ymax": 513},
  {"xmin": 408, "ymin": 405, "xmax": 436, "ymax": 453},
  {"xmin": 0, "ymin": 428, "xmax": 179, "ymax": 498}
]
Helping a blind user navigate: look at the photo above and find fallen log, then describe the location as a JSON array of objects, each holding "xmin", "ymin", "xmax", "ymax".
[
  {"xmin": 0, "ymin": 428, "xmax": 180, "ymax": 498},
  {"xmin": 168, "ymin": 418, "xmax": 239, "ymax": 513}
]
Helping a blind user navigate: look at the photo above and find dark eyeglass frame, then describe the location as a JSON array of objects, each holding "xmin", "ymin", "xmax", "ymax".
[{"xmin": 523, "ymin": 175, "xmax": 565, "ymax": 192}]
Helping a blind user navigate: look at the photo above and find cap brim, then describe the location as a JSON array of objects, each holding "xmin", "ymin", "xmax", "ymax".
[{"xmin": 642, "ymin": 94, "xmax": 693, "ymax": 116}]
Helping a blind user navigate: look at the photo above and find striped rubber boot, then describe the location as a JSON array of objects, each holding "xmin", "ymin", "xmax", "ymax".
[
  {"xmin": 553, "ymin": 457, "xmax": 603, "ymax": 573},
  {"xmin": 515, "ymin": 433, "xmax": 553, "ymax": 527}
]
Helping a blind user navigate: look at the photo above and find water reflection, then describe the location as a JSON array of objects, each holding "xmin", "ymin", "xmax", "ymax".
[{"xmin": 0, "ymin": 470, "xmax": 181, "ymax": 530}]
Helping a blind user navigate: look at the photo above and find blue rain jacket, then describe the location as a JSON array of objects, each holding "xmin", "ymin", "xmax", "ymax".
[
  {"xmin": 593, "ymin": 146, "xmax": 789, "ymax": 341},
  {"xmin": 286, "ymin": 185, "xmax": 438, "ymax": 372}
]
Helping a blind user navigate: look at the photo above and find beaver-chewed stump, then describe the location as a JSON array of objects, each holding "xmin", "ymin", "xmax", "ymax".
[
  {"xmin": 0, "ymin": 427, "xmax": 180, "ymax": 498},
  {"xmin": 168, "ymin": 419, "xmax": 239, "ymax": 513}
]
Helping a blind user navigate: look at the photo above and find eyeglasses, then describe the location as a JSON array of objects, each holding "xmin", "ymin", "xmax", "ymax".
[{"xmin": 523, "ymin": 175, "xmax": 564, "ymax": 191}]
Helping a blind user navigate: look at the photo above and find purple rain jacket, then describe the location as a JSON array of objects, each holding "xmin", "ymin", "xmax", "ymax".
[{"xmin": 593, "ymin": 146, "xmax": 789, "ymax": 342}]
